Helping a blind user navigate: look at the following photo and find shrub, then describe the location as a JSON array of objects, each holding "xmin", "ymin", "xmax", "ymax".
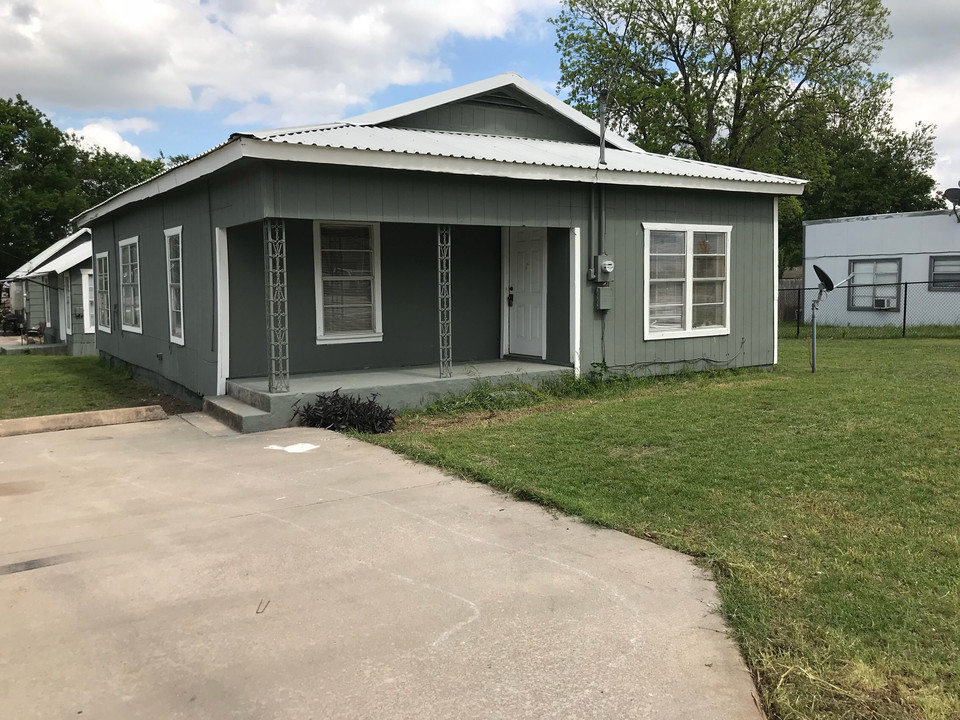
[{"xmin": 292, "ymin": 389, "xmax": 397, "ymax": 434}]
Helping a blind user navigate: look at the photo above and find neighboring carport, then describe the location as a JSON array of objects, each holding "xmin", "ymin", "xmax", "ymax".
[{"xmin": 0, "ymin": 418, "xmax": 763, "ymax": 719}]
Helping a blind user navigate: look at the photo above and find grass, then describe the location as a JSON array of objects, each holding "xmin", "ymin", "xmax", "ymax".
[
  {"xmin": 368, "ymin": 338, "xmax": 960, "ymax": 720},
  {"xmin": 0, "ymin": 355, "xmax": 196, "ymax": 419}
]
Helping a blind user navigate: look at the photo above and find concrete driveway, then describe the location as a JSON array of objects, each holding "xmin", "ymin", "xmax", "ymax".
[{"xmin": 0, "ymin": 416, "xmax": 763, "ymax": 719}]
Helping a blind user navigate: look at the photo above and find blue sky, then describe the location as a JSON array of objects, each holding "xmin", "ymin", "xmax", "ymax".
[{"xmin": 2, "ymin": 0, "xmax": 958, "ymax": 190}]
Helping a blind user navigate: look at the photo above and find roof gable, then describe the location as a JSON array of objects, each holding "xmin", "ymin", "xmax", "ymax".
[{"xmin": 344, "ymin": 73, "xmax": 641, "ymax": 152}]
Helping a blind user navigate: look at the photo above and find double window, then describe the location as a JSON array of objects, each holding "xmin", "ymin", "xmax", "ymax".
[
  {"xmin": 95, "ymin": 251, "xmax": 111, "ymax": 333},
  {"xmin": 929, "ymin": 256, "xmax": 960, "ymax": 292},
  {"xmin": 165, "ymin": 226, "xmax": 184, "ymax": 344},
  {"xmin": 848, "ymin": 258, "xmax": 900, "ymax": 311},
  {"xmin": 119, "ymin": 236, "xmax": 142, "ymax": 333},
  {"xmin": 313, "ymin": 222, "xmax": 382, "ymax": 344},
  {"xmin": 643, "ymin": 223, "xmax": 731, "ymax": 339}
]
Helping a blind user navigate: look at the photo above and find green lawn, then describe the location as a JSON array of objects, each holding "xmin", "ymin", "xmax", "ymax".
[
  {"xmin": 0, "ymin": 355, "xmax": 196, "ymax": 419},
  {"xmin": 371, "ymin": 338, "xmax": 960, "ymax": 720}
]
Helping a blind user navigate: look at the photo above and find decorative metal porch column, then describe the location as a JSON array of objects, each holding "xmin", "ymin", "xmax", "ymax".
[
  {"xmin": 264, "ymin": 218, "xmax": 290, "ymax": 392},
  {"xmin": 437, "ymin": 225, "xmax": 452, "ymax": 378}
]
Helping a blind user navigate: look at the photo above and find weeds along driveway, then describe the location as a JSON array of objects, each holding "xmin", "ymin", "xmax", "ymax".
[{"xmin": 0, "ymin": 417, "xmax": 762, "ymax": 720}]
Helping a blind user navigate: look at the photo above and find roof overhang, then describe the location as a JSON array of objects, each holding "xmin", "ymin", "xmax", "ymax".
[{"xmin": 27, "ymin": 240, "xmax": 92, "ymax": 277}]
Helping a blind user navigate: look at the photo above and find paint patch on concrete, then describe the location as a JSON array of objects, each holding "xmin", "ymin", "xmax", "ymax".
[{"xmin": 265, "ymin": 443, "xmax": 320, "ymax": 454}]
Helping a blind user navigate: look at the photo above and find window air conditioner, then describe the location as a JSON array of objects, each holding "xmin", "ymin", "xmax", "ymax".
[{"xmin": 873, "ymin": 297, "xmax": 894, "ymax": 310}]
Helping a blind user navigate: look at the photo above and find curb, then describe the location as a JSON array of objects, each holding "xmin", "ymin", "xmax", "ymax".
[{"xmin": 0, "ymin": 405, "xmax": 168, "ymax": 438}]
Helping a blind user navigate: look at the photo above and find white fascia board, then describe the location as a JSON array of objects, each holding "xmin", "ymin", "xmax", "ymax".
[
  {"xmin": 73, "ymin": 140, "xmax": 245, "ymax": 227},
  {"xmin": 344, "ymin": 72, "xmax": 642, "ymax": 154},
  {"xmin": 241, "ymin": 138, "xmax": 805, "ymax": 196}
]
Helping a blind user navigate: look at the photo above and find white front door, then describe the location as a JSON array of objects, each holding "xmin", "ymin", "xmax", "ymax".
[{"xmin": 507, "ymin": 227, "xmax": 547, "ymax": 358}]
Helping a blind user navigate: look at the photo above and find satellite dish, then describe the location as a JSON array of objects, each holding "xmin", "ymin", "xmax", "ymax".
[
  {"xmin": 813, "ymin": 264, "xmax": 834, "ymax": 291},
  {"xmin": 945, "ymin": 185, "xmax": 960, "ymax": 222}
]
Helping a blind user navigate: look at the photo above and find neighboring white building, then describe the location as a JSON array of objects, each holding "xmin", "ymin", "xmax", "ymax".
[{"xmin": 803, "ymin": 210, "xmax": 960, "ymax": 326}]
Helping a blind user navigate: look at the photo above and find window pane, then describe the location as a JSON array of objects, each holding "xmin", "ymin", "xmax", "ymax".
[
  {"xmin": 650, "ymin": 255, "xmax": 684, "ymax": 279},
  {"xmin": 851, "ymin": 285, "xmax": 872, "ymax": 308},
  {"xmin": 321, "ymin": 226, "xmax": 372, "ymax": 251},
  {"xmin": 694, "ymin": 256, "xmax": 725, "ymax": 279},
  {"xmin": 171, "ymin": 310, "xmax": 182, "ymax": 338},
  {"xmin": 169, "ymin": 234, "xmax": 180, "ymax": 260},
  {"xmin": 693, "ymin": 304, "xmax": 724, "ymax": 328},
  {"xmin": 323, "ymin": 279, "xmax": 373, "ymax": 306},
  {"xmin": 694, "ymin": 232, "xmax": 725, "ymax": 254},
  {"xmin": 324, "ymin": 305, "xmax": 373, "ymax": 333},
  {"xmin": 169, "ymin": 259, "xmax": 180, "ymax": 280},
  {"xmin": 321, "ymin": 250, "xmax": 371, "ymax": 276},
  {"xmin": 650, "ymin": 281, "xmax": 683, "ymax": 305},
  {"xmin": 933, "ymin": 258, "xmax": 960, "ymax": 273},
  {"xmin": 693, "ymin": 280, "xmax": 724, "ymax": 304},
  {"xmin": 649, "ymin": 305, "xmax": 682, "ymax": 330},
  {"xmin": 170, "ymin": 286, "xmax": 182, "ymax": 313},
  {"xmin": 650, "ymin": 231, "xmax": 685, "ymax": 254}
]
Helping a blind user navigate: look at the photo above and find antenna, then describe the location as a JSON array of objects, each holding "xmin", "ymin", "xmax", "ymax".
[
  {"xmin": 809, "ymin": 265, "xmax": 854, "ymax": 373},
  {"xmin": 945, "ymin": 185, "xmax": 960, "ymax": 222},
  {"xmin": 597, "ymin": 88, "xmax": 609, "ymax": 166}
]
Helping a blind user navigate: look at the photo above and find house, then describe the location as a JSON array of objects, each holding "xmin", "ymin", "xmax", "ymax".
[
  {"xmin": 803, "ymin": 210, "xmax": 960, "ymax": 326},
  {"xmin": 1, "ymin": 229, "xmax": 96, "ymax": 355},
  {"xmin": 73, "ymin": 73, "xmax": 805, "ymax": 430}
]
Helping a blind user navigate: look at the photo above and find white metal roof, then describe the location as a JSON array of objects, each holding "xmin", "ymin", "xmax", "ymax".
[
  {"xmin": 242, "ymin": 125, "xmax": 802, "ymax": 189},
  {"xmin": 6, "ymin": 228, "xmax": 90, "ymax": 280},
  {"xmin": 28, "ymin": 240, "xmax": 92, "ymax": 277},
  {"xmin": 73, "ymin": 73, "xmax": 806, "ymax": 227}
]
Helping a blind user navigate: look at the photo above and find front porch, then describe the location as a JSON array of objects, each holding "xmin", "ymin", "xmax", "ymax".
[{"xmin": 204, "ymin": 359, "xmax": 570, "ymax": 433}]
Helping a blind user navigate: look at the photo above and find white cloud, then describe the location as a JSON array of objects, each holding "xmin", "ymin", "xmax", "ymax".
[
  {"xmin": 0, "ymin": 0, "xmax": 556, "ymax": 128},
  {"xmin": 66, "ymin": 118, "xmax": 157, "ymax": 159},
  {"xmin": 880, "ymin": 0, "xmax": 960, "ymax": 191}
]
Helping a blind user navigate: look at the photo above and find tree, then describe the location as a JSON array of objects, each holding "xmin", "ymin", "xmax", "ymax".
[
  {"xmin": 0, "ymin": 96, "xmax": 180, "ymax": 278},
  {"xmin": 553, "ymin": 0, "xmax": 943, "ymax": 272},
  {"xmin": 0, "ymin": 95, "xmax": 87, "ymax": 277},
  {"xmin": 554, "ymin": 0, "xmax": 892, "ymax": 168}
]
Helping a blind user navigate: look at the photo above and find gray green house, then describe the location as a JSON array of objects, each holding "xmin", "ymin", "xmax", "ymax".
[
  {"xmin": 3, "ymin": 228, "xmax": 96, "ymax": 355},
  {"xmin": 74, "ymin": 73, "xmax": 805, "ymax": 431}
]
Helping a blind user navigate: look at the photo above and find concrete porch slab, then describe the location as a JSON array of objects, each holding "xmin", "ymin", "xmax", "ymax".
[{"xmin": 211, "ymin": 360, "xmax": 572, "ymax": 433}]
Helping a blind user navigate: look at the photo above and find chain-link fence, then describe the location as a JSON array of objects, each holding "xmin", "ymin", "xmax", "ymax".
[{"xmin": 778, "ymin": 281, "xmax": 960, "ymax": 339}]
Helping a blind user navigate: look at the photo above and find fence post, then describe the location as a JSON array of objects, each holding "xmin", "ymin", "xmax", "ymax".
[
  {"xmin": 796, "ymin": 287, "xmax": 802, "ymax": 338},
  {"xmin": 901, "ymin": 282, "xmax": 908, "ymax": 338}
]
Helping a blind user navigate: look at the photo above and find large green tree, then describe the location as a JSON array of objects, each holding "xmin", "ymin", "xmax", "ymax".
[
  {"xmin": 553, "ymin": 0, "xmax": 943, "ymax": 270},
  {"xmin": 0, "ymin": 95, "xmax": 87, "ymax": 277},
  {"xmin": 0, "ymin": 96, "xmax": 177, "ymax": 278}
]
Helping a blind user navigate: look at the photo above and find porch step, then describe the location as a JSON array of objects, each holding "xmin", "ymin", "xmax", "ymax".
[{"xmin": 203, "ymin": 394, "xmax": 280, "ymax": 434}]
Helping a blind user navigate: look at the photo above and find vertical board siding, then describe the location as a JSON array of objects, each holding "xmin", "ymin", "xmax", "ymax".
[
  {"xmin": 89, "ymin": 157, "xmax": 776, "ymax": 399},
  {"xmin": 387, "ymin": 99, "xmax": 599, "ymax": 145}
]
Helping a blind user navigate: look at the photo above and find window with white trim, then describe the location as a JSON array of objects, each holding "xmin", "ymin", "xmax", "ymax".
[
  {"xmin": 847, "ymin": 258, "xmax": 900, "ymax": 311},
  {"xmin": 119, "ymin": 236, "xmax": 142, "ymax": 333},
  {"xmin": 63, "ymin": 273, "xmax": 72, "ymax": 335},
  {"xmin": 313, "ymin": 222, "xmax": 382, "ymax": 344},
  {"xmin": 643, "ymin": 222, "xmax": 731, "ymax": 339},
  {"xmin": 165, "ymin": 226, "xmax": 184, "ymax": 344},
  {"xmin": 95, "ymin": 251, "xmax": 111, "ymax": 333},
  {"xmin": 929, "ymin": 256, "xmax": 960, "ymax": 292},
  {"xmin": 81, "ymin": 269, "xmax": 95, "ymax": 333}
]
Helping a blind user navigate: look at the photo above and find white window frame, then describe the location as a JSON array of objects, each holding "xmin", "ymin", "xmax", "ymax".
[
  {"xmin": 62, "ymin": 272, "xmax": 72, "ymax": 336},
  {"xmin": 164, "ymin": 225, "xmax": 185, "ymax": 345},
  {"xmin": 643, "ymin": 222, "xmax": 732, "ymax": 340},
  {"xmin": 118, "ymin": 236, "xmax": 142, "ymax": 334},
  {"xmin": 312, "ymin": 221, "xmax": 383, "ymax": 345},
  {"xmin": 95, "ymin": 251, "xmax": 111, "ymax": 333},
  {"xmin": 80, "ymin": 268, "xmax": 95, "ymax": 334}
]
